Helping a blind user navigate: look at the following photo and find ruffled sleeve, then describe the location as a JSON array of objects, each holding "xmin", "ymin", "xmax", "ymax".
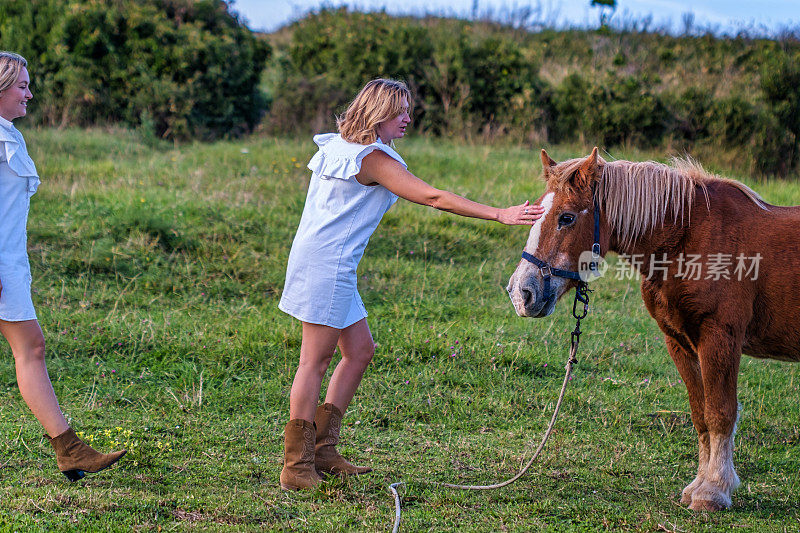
[
  {"xmin": 0, "ymin": 124, "xmax": 40, "ymax": 195},
  {"xmin": 307, "ymin": 133, "xmax": 407, "ymax": 181}
]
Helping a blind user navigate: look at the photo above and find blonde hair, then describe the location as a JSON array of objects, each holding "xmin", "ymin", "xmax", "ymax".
[
  {"xmin": 0, "ymin": 51, "xmax": 28, "ymax": 94},
  {"xmin": 337, "ymin": 79, "xmax": 411, "ymax": 145}
]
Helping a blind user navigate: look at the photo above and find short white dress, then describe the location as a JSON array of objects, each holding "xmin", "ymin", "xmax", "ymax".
[
  {"xmin": 0, "ymin": 116, "xmax": 40, "ymax": 322},
  {"xmin": 279, "ymin": 133, "xmax": 407, "ymax": 328}
]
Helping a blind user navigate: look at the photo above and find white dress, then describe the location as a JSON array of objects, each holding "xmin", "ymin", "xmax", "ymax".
[
  {"xmin": 0, "ymin": 116, "xmax": 40, "ymax": 322},
  {"xmin": 279, "ymin": 133, "xmax": 407, "ymax": 328}
]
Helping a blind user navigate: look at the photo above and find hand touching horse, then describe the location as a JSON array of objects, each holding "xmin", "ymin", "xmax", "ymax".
[{"xmin": 507, "ymin": 148, "xmax": 800, "ymax": 511}]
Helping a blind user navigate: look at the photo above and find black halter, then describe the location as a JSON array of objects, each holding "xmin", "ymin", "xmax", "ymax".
[{"xmin": 521, "ymin": 186, "xmax": 601, "ymax": 309}]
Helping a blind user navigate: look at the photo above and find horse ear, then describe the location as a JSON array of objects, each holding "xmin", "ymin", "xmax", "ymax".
[
  {"xmin": 574, "ymin": 147, "xmax": 600, "ymax": 188},
  {"xmin": 540, "ymin": 149, "xmax": 557, "ymax": 180},
  {"xmin": 541, "ymin": 149, "xmax": 557, "ymax": 168}
]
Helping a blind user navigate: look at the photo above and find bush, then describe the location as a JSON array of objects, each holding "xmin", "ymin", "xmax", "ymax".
[
  {"xmin": 550, "ymin": 73, "xmax": 668, "ymax": 147},
  {"xmin": 760, "ymin": 53, "xmax": 800, "ymax": 172},
  {"xmin": 266, "ymin": 74, "xmax": 348, "ymax": 136},
  {"xmin": 266, "ymin": 8, "xmax": 431, "ymax": 135},
  {"xmin": 550, "ymin": 73, "xmax": 592, "ymax": 142},
  {"xmin": 751, "ymin": 110, "xmax": 798, "ymax": 177},
  {"xmin": 265, "ymin": 10, "xmax": 800, "ymax": 178},
  {"xmin": 266, "ymin": 9, "xmax": 548, "ymax": 140},
  {"xmin": 590, "ymin": 74, "xmax": 669, "ymax": 146},
  {"xmin": 709, "ymin": 95, "xmax": 758, "ymax": 148},
  {"xmin": 665, "ymin": 87, "xmax": 715, "ymax": 142},
  {"xmin": 0, "ymin": 0, "xmax": 270, "ymax": 140},
  {"xmin": 287, "ymin": 8, "xmax": 430, "ymax": 95}
]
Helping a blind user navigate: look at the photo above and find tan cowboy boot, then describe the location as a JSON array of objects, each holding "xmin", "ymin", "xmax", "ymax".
[
  {"xmin": 47, "ymin": 428, "xmax": 126, "ymax": 481},
  {"xmin": 314, "ymin": 403, "xmax": 371, "ymax": 475},
  {"xmin": 280, "ymin": 419, "xmax": 323, "ymax": 490}
]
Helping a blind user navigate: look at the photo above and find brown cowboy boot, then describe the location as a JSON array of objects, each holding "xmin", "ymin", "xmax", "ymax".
[
  {"xmin": 314, "ymin": 403, "xmax": 371, "ymax": 475},
  {"xmin": 280, "ymin": 419, "xmax": 323, "ymax": 490},
  {"xmin": 47, "ymin": 428, "xmax": 126, "ymax": 481}
]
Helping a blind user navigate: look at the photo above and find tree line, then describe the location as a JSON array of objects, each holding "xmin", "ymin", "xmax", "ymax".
[
  {"xmin": 267, "ymin": 9, "xmax": 800, "ymax": 177},
  {"xmin": 2, "ymin": 2, "xmax": 799, "ymax": 176}
]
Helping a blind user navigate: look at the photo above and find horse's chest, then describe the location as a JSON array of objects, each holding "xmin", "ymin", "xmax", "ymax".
[{"xmin": 640, "ymin": 282, "xmax": 703, "ymax": 340}]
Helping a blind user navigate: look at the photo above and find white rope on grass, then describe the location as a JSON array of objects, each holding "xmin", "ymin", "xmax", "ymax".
[
  {"xmin": 389, "ymin": 482, "xmax": 404, "ymax": 533},
  {"xmin": 388, "ymin": 351, "xmax": 578, "ymax": 531}
]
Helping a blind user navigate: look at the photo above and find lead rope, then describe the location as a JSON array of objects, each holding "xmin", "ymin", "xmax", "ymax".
[{"xmin": 388, "ymin": 282, "xmax": 592, "ymax": 532}]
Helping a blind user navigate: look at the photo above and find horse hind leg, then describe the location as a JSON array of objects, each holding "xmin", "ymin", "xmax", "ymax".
[
  {"xmin": 688, "ymin": 327, "xmax": 743, "ymax": 511},
  {"xmin": 664, "ymin": 336, "xmax": 709, "ymax": 505}
]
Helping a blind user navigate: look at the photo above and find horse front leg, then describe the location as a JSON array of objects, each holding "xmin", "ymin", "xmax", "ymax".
[
  {"xmin": 689, "ymin": 325, "xmax": 742, "ymax": 511},
  {"xmin": 664, "ymin": 335, "xmax": 709, "ymax": 505}
]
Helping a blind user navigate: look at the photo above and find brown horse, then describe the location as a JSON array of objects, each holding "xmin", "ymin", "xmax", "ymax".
[{"xmin": 507, "ymin": 148, "xmax": 800, "ymax": 511}]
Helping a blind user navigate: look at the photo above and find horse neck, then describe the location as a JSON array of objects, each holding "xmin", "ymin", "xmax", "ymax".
[
  {"xmin": 606, "ymin": 214, "xmax": 689, "ymax": 273},
  {"xmin": 598, "ymin": 161, "xmax": 706, "ymax": 268}
]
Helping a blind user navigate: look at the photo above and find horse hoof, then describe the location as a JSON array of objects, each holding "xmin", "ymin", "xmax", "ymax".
[
  {"xmin": 689, "ymin": 498, "xmax": 727, "ymax": 512},
  {"xmin": 680, "ymin": 477, "xmax": 704, "ymax": 505}
]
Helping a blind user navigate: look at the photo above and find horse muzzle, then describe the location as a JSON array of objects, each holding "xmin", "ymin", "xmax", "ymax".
[{"xmin": 507, "ymin": 273, "xmax": 559, "ymax": 318}]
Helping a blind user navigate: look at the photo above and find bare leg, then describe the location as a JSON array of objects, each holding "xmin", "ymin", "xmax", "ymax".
[
  {"xmin": 324, "ymin": 319, "xmax": 375, "ymax": 413},
  {"xmin": 664, "ymin": 335, "xmax": 709, "ymax": 505},
  {"xmin": 689, "ymin": 325, "xmax": 742, "ymax": 511},
  {"xmin": 289, "ymin": 322, "xmax": 341, "ymax": 422},
  {"xmin": 1, "ymin": 319, "xmax": 69, "ymax": 437}
]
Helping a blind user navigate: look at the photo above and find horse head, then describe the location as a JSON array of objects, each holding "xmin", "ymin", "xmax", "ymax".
[{"xmin": 506, "ymin": 147, "xmax": 605, "ymax": 318}]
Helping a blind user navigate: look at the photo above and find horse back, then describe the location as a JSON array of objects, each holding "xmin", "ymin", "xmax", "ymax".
[{"xmin": 644, "ymin": 182, "xmax": 800, "ymax": 362}]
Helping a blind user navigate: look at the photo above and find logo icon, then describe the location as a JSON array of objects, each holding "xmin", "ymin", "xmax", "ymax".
[{"xmin": 578, "ymin": 250, "xmax": 608, "ymax": 282}]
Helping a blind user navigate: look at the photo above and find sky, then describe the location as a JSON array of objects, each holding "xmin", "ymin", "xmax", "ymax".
[{"xmin": 233, "ymin": 0, "xmax": 800, "ymax": 34}]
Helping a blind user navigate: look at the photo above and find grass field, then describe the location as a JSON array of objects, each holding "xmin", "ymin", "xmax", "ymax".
[{"xmin": 1, "ymin": 129, "xmax": 799, "ymax": 531}]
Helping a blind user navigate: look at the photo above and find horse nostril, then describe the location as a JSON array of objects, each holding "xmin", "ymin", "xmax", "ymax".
[
  {"xmin": 520, "ymin": 287, "xmax": 535, "ymax": 308},
  {"xmin": 518, "ymin": 277, "xmax": 540, "ymax": 310}
]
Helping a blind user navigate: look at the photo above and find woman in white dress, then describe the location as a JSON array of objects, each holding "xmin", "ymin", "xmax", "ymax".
[
  {"xmin": 278, "ymin": 79, "xmax": 545, "ymax": 490},
  {"xmin": 0, "ymin": 51, "xmax": 125, "ymax": 481}
]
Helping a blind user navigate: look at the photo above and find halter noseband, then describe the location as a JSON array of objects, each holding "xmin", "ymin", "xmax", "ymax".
[{"xmin": 521, "ymin": 185, "xmax": 601, "ymax": 309}]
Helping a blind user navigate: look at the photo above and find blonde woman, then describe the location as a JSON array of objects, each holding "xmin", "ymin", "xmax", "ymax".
[
  {"xmin": 0, "ymin": 51, "xmax": 125, "ymax": 481},
  {"xmin": 278, "ymin": 78, "xmax": 545, "ymax": 490}
]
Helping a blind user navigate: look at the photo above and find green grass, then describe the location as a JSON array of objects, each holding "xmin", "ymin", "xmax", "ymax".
[{"xmin": 1, "ymin": 128, "xmax": 799, "ymax": 531}]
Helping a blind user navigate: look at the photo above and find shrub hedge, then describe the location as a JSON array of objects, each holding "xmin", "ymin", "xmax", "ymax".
[
  {"xmin": 266, "ymin": 8, "xmax": 800, "ymax": 176},
  {"xmin": 1, "ymin": 3, "xmax": 798, "ymax": 176},
  {"xmin": 0, "ymin": 0, "xmax": 270, "ymax": 140},
  {"xmin": 268, "ymin": 10, "xmax": 549, "ymax": 141}
]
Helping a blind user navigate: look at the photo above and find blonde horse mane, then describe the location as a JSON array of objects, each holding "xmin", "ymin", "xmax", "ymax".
[{"xmin": 551, "ymin": 155, "xmax": 766, "ymax": 249}]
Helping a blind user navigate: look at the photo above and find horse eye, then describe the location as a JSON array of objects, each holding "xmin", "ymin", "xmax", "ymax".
[{"xmin": 558, "ymin": 213, "xmax": 576, "ymax": 227}]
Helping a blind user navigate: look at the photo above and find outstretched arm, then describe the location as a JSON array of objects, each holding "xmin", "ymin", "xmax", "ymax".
[{"xmin": 357, "ymin": 151, "xmax": 543, "ymax": 225}]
